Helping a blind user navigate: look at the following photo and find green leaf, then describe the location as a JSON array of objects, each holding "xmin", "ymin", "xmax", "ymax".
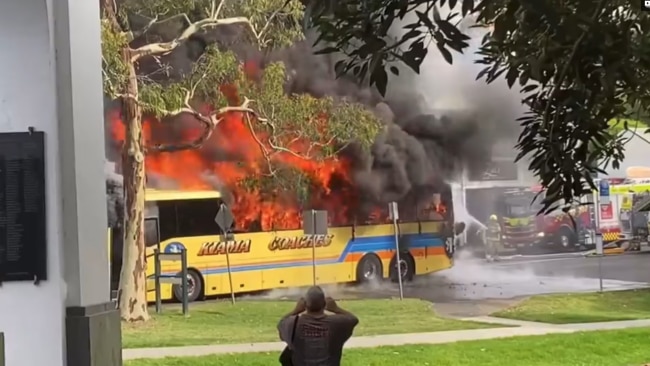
[
  {"xmin": 505, "ymin": 67, "xmax": 519, "ymax": 88},
  {"xmin": 436, "ymin": 43, "xmax": 453, "ymax": 64},
  {"xmin": 370, "ymin": 66, "xmax": 388, "ymax": 96}
]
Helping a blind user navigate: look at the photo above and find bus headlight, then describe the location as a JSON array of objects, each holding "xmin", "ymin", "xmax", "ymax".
[{"xmin": 536, "ymin": 232, "xmax": 545, "ymax": 237}]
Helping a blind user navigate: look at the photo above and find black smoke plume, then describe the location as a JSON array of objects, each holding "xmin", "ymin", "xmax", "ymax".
[{"xmin": 105, "ymin": 18, "xmax": 524, "ymax": 225}]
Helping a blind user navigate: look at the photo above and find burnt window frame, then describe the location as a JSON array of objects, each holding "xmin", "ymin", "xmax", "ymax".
[
  {"xmin": 416, "ymin": 184, "xmax": 453, "ymax": 223},
  {"xmin": 156, "ymin": 197, "xmax": 226, "ymax": 241}
]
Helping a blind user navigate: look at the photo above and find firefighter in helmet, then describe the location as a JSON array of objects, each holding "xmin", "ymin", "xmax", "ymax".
[{"xmin": 485, "ymin": 214, "xmax": 501, "ymax": 262}]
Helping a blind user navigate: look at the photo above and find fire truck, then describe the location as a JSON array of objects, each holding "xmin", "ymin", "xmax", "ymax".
[
  {"xmin": 605, "ymin": 177, "xmax": 650, "ymax": 248},
  {"xmin": 456, "ymin": 167, "xmax": 650, "ymax": 253},
  {"xmin": 494, "ymin": 187, "xmax": 595, "ymax": 251},
  {"xmin": 495, "ymin": 177, "xmax": 650, "ymax": 252}
]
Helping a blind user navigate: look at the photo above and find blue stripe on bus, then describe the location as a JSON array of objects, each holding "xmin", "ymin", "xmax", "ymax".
[{"xmin": 156, "ymin": 233, "xmax": 444, "ymax": 276}]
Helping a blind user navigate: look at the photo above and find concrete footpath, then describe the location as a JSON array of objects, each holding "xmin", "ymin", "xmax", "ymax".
[{"xmin": 123, "ymin": 317, "xmax": 650, "ymax": 360}]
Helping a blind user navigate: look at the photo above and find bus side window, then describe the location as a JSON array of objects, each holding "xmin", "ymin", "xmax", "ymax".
[
  {"xmin": 174, "ymin": 198, "xmax": 224, "ymax": 237},
  {"xmin": 158, "ymin": 201, "xmax": 179, "ymax": 242},
  {"xmin": 144, "ymin": 218, "xmax": 160, "ymax": 248}
]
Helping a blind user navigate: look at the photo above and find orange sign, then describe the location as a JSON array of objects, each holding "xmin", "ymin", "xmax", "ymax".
[
  {"xmin": 600, "ymin": 203, "xmax": 613, "ymax": 220},
  {"xmin": 268, "ymin": 235, "xmax": 334, "ymax": 251},
  {"xmin": 197, "ymin": 240, "xmax": 252, "ymax": 256}
]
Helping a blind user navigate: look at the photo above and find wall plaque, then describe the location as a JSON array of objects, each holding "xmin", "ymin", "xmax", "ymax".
[{"xmin": 0, "ymin": 130, "xmax": 47, "ymax": 285}]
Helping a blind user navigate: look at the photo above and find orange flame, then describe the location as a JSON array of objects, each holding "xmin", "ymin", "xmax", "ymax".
[{"xmin": 109, "ymin": 63, "xmax": 384, "ymax": 231}]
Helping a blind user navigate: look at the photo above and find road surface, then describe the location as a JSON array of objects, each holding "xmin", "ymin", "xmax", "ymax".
[
  {"xmin": 253, "ymin": 250, "xmax": 649, "ymax": 317},
  {"xmin": 494, "ymin": 250, "xmax": 650, "ymax": 283}
]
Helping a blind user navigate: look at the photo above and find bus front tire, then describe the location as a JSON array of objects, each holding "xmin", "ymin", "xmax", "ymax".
[
  {"xmin": 389, "ymin": 253, "xmax": 415, "ymax": 283},
  {"xmin": 173, "ymin": 269, "xmax": 203, "ymax": 303},
  {"xmin": 356, "ymin": 253, "xmax": 383, "ymax": 284}
]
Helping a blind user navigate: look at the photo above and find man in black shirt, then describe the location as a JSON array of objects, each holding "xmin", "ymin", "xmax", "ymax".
[{"xmin": 278, "ymin": 286, "xmax": 359, "ymax": 366}]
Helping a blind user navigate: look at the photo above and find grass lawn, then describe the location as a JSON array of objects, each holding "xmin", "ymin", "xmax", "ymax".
[
  {"xmin": 123, "ymin": 299, "xmax": 498, "ymax": 348},
  {"xmin": 125, "ymin": 327, "xmax": 650, "ymax": 366},
  {"xmin": 492, "ymin": 289, "xmax": 650, "ymax": 324}
]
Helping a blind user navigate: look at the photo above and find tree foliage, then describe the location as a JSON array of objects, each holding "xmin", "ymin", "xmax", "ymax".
[
  {"xmin": 102, "ymin": 0, "xmax": 381, "ymax": 199},
  {"xmin": 305, "ymin": 0, "xmax": 650, "ymax": 213}
]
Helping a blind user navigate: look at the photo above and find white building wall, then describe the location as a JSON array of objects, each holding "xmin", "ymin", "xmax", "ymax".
[{"xmin": 0, "ymin": 1, "xmax": 66, "ymax": 365}]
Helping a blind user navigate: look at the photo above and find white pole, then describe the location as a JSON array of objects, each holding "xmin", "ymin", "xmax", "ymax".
[
  {"xmin": 311, "ymin": 210, "xmax": 317, "ymax": 286},
  {"xmin": 390, "ymin": 202, "xmax": 404, "ymax": 300},
  {"xmin": 594, "ymin": 186, "xmax": 604, "ymax": 292},
  {"xmin": 224, "ymin": 233, "xmax": 236, "ymax": 304}
]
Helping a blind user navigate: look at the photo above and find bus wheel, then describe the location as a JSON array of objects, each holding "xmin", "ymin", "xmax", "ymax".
[
  {"xmin": 390, "ymin": 253, "xmax": 415, "ymax": 283},
  {"xmin": 356, "ymin": 254, "xmax": 383, "ymax": 283},
  {"xmin": 173, "ymin": 269, "xmax": 203, "ymax": 303}
]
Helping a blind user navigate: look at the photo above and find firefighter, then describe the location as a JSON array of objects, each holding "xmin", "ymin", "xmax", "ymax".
[{"xmin": 485, "ymin": 214, "xmax": 501, "ymax": 262}]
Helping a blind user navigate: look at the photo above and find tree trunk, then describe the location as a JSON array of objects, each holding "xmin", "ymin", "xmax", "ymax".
[{"xmin": 118, "ymin": 47, "xmax": 150, "ymax": 322}]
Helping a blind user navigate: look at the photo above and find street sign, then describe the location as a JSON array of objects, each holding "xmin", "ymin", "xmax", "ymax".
[
  {"xmin": 214, "ymin": 203, "xmax": 234, "ymax": 231},
  {"xmin": 302, "ymin": 210, "xmax": 328, "ymax": 236},
  {"xmin": 599, "ymin": 180, "xmax": 610, "ymax": 205},
  {"xmin": 600, "ymin": 203, "xmax": 613, "ymax": 220},
  {"xmin": 388, "ymin": 202, "xmax": 399, "ymax": 221}
]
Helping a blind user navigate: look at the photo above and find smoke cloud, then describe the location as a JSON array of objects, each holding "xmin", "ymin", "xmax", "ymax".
[{"xmin": 104, "ymin": 10, "xmax": 526, "ymax": 225}]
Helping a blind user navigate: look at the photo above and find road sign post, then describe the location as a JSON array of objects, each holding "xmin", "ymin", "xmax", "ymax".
[
  {"xmin": 388, "ymin": 202, "xmax": 404, "ymax": 300},
  {"xmin": 215, "ymin": 203, "xmax": 236, "ymax": 304},
  {"xmin": 302, "ymin": 210, "xmax": 328, "ymax": 285},
  {"xmin": 595, "ymin": 232, "xmax": 604, "ymax": 292}
]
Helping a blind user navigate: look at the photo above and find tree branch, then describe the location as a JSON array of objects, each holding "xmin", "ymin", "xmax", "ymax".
[
  {"xmin": 129, "ymin": 0, "xmax": 258, "ymax": 62},
  {"xmin": 543, "ymin": 0, "xmax": 606, "ymax": 160},
  {"xmin": 124, "ymin": 16, "xmax": 159, "ymax": 42},
  {"xmin": 257, "ymin": 0, "xmax": 292, "ymax": 45},
  {"xmin": 101, "ymin": 0, "xmax": 122, "ymax": 32},
  {"xmin": 147, "ymin": 96, "xmax": 265, "ymax": 153}
]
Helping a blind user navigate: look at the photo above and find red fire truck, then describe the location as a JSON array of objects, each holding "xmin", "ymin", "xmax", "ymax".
[{"xmin": 495, "ymin": 186, "xmax": 596, "ymax": 251}]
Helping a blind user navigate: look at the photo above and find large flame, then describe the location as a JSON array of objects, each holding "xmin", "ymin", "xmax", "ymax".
[{"xmin": 109, "ymin": 63, "xmax": 387, "ymax": 231}]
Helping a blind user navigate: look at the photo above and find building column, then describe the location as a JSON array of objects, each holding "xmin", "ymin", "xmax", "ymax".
[
  {"xmin": 0, "ymin": 0, "xmax": 66, "ymax": 365},
  {"xmin": 53, "ymin": 0, "xmax": 122, "ymax": 365}
]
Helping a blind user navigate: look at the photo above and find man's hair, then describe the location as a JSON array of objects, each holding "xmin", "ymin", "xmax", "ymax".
[{"xmin": 305, "ymin": 286, "xmax": 326, "ymax": 312}]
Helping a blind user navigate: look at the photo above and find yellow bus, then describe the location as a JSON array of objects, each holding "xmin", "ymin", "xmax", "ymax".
[{"xmin": 108, "ymin": 186, "xmax": 462, "ymax": 303}]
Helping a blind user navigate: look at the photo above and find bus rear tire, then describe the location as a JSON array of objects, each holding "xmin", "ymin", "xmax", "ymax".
[
  {"xmin": 356, "ymin": 253, "xmax": 383, "ymax": 284},
  {"xmin": 173, "ymin": 269, "xmax": 203, "ymax": 303},
  {"xmin": 390, "ymin": 253, "xmax": 415, "ymax": 283}
]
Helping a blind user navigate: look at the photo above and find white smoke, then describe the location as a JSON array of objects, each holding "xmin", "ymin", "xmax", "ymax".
[
  {"xmin": 105, "ymin": 160, "xmax": 123, "ymax": 227},
  {"xmin": 386, "ymin": 6, "xmax": 526, "ymax": 146}
]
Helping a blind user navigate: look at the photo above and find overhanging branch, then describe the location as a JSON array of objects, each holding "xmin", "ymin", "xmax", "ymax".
[
  {"xmin": 147, "ymin": 96, "xmax": 265, "ymax": 153},
  {"xmin": 130, "ymin": 0, "xmax": 258, "ymax": 62}
]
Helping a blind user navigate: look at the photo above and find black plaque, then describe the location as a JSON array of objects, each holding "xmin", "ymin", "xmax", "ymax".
[{"xmin": 0, "ymin": 130, "xmax": 47, "ymax": 285}]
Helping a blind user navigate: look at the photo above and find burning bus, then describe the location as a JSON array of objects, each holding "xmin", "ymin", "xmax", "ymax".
[
  {"xmin": 108, "ymin": 187, "xmax": 460, "ymax": 303},
  {"xmin": 105, "ymin": 108, "xmax": 466, "ymax": 303}
]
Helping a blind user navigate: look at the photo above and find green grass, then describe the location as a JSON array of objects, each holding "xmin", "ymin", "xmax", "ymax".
[
  {"xmin": 123, "ymin": 299, "xmax": 498, "ymax": 348},
  {"xmin": 125, "ymin": 327, "xmax": 650, "ymax": 366},
  {"xmin": 492, "ymin": 289, "xmax": 650, "ymax": 324}
]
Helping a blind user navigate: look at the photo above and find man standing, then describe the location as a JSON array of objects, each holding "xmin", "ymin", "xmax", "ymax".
[
  {"xmin": 278, "ymin": 286, "xmax": 359, "ymax": 366},
  {"xmin": 485, "ymin": 214, "xmax": 501, "ymax": 262}
]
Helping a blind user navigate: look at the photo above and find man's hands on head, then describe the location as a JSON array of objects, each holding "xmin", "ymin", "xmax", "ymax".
[{"xmin": 295, "ymin": 297, "xmax": 307, "ymax": 313}]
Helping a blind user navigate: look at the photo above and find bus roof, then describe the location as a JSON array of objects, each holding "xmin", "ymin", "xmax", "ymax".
[{"xmin": 145, "ymin": 189, "xmax": 222, "ymax": 202}]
